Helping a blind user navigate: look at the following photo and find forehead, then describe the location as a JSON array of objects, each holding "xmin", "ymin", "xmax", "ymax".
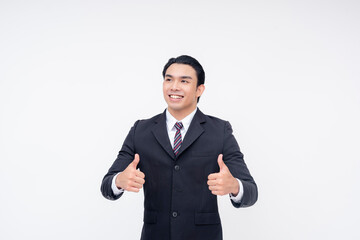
[{"xmin": 165, "ymin": 63, "xmax": 197, "ymax": 78}]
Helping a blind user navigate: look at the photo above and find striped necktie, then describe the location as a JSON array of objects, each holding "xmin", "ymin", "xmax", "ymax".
[{"xmin": 173, "ymin": 122, "xmax": 183, "ymax": 156}]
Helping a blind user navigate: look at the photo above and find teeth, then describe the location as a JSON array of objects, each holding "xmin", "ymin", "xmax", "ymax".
[{"xmin": 170, "ymin": 95, "xmax": 182, "ymax": 99}]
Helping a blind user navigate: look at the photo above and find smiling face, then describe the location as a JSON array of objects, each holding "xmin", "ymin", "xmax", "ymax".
[{"xmin": 163, "ymin": 63, "xmax": 205, "ymax": 120}]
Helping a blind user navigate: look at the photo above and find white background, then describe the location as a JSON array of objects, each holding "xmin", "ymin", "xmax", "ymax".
[{"xmin": 1, "ymin": 0, "xmax": 359, "ymax": 239}]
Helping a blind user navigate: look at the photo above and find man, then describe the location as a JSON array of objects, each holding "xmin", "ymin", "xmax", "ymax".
[{"xmin": 101, "ymin": 55, "xmax": 258, "ymax": 240}]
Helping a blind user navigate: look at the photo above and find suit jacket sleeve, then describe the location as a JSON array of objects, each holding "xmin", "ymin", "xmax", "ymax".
[
  {"xmin": 223, "ymin": 121, "xmax": 258, "ymax": 208},
  {"xmin": 100, "ymin": 120, "xmax": 139, "ymax": 200}
]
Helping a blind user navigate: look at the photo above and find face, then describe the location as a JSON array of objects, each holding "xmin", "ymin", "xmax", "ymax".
[{"xmin": 163, "ymin": 63, "xmax": 205, "ymax": 119}]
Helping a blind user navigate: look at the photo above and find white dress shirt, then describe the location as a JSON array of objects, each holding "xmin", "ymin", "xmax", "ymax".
[
  {"xmin": 111, "ymin": 108, "xmax": 244, "ymax": 203},
  {"xmin": 165, "ymin": 108, "xmax": 197, "ymax": 148}
]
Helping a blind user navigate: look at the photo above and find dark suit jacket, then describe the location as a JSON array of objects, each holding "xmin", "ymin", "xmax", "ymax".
[{"xmin": 101, "ymin": 109, "xmax": 257, "ymax": 240}]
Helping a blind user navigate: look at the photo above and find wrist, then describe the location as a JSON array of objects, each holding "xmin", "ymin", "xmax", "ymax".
[
  {"xmin": 231, "ymin": 178, "xmax": 240, "ymax": 196},
  {"xmin": 115, "ymin": 172, "xmax": 123, "ymax": 189}
]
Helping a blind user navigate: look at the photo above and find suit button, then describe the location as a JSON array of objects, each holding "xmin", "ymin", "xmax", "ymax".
[
  {"xmin": 174, "ymin": 165, "xmax": 180, "ymax": 171},
  {"xmin": 172, "ymin": 211, "xmax": 178, "ymax": 218}
]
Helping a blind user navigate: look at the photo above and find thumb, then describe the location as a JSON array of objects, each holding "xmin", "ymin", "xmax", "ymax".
[
  {"xmin": 217, "ymin": 154, "xmax": 226, "ymax": 171},
  {"xmin": 131, "ymin": 154, "xmax": 140, "ymax": 168}
]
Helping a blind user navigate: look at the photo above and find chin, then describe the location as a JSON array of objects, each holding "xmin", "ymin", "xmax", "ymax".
[{"xmin": 167, "ymin": 104, "xmax": 183, "ymax": 111}]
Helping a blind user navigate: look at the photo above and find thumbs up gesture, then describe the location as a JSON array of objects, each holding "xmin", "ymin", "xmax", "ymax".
[
  {"xmin": 115, "ymin": 154, "xmax": 145, "ymax": 192},
  {"xmin": 207, "ymin": 154, "xmax": 239, "ymax": 196}
]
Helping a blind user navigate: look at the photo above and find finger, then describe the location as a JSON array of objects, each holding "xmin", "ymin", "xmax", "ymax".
[
  {"xmin": 217, "ymin": 154, "xmax": 226, "ymax": 171},
  {"xmin": 208, "ymin": 173, "xmax": 219, "ymax": 180},
  {"xmin": 208, "ymin": 185, "xmax": 218, "ymax": 191},
  {"xmin": 210, "ymin": 190, "xmax": 220, "ymax": 196},
  {"xmin": 130, "ymin": 182, "xmax": 143, "ymax": 189},
  {"xmin": 207, "ymin": 180, "xmax": 217, "ymax": 186},
  {"xmin": 134, "ymin": 176, "xmax": 145, "ymax": 185},
  {"xmin": 135, "ymin": 170, "xmax": 145, "ymax": 178},
  {"xmin": 131, "ymin": 154, "xmax": 140, "ymax": 168},
  {"xmin": 211, "ymin": 190, "xmax": 226, "ymax": 196},
  {"xmin": 126, "ymin": 186, "xmax": 141, "ymax": 192}
]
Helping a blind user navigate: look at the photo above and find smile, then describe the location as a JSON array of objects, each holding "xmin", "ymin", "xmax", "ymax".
[{"xmin": 169, "ymin": 95, "xmax": 184, "ymax": 99}]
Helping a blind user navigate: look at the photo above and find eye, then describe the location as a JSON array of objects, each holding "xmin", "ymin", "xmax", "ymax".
[
  {"xmin": 165, "ymin": 78, "xmax": 172, "ymax": 82},
  {"xmin": 181, "ymin": 80, "xmax": 189, "ymax": 83}
]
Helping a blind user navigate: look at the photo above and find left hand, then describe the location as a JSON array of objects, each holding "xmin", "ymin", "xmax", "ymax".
[{"xmin": 207, "ymin": 154, "xmax": 239, "ymax": 196}]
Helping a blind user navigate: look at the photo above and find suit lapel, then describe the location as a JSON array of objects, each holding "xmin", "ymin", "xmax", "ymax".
[
  {"xmin": 151, "ymin": 110, "xmax": 176, "ymax": 160},
  {"xmin": 151, "ymin": 109, "xmax": 207, "ymax": 160},
  {"xmin": 176, "ymin": 109, "xmax": 206, "ymax": 157}
]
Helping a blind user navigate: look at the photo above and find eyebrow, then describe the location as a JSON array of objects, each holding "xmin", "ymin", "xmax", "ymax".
[{"xmin": 165, "ymin": 74, "xmax": 193, "ymax": 80}]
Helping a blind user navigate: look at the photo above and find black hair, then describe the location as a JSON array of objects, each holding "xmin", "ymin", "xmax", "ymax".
[{"xmin": 162, "ymin": 55, "xmax": 205, "ymax": 102}]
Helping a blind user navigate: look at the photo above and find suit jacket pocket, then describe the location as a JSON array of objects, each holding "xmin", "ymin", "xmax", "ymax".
[
  {"xmin": 195, "ymin": 212, "xmax": 220, "ymax": 225},
  {"xmin": 143, "ymin": 210, "xmax": 157, "ymax": 224}
]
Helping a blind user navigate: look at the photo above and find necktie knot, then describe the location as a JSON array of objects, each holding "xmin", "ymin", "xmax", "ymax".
[{"xmin": 175, "ymin": 122, "xmax": 183, "ymax": 131}]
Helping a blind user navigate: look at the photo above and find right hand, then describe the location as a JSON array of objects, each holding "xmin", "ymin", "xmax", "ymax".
[{"xmin": 115, "ymin": 154, "xmax": 145, "ymax": 192}]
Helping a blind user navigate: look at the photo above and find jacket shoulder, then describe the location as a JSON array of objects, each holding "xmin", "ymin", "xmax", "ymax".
[
  {"xmin": 204, "ymin": 114, "xmax": 227, "ymax": 123},
  {"xmin": 132, "ymin": 113, "xmax": 162, "ymax": 128},
  {"xmin": 199, "ymin": 112, "xmax": 234, "ymax": 134},
  {"xmin": 202, "ymin": 113, "xmax": 229, "ymax": 127},
  {"xmin": 139, "ymin": 113, "xmax": 161, "ymax": 123}
]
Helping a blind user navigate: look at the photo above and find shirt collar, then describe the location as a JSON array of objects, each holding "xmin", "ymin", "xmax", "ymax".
[{"xmin": 166, "ymin": 108, "xmax": 198, "ymax": 132}]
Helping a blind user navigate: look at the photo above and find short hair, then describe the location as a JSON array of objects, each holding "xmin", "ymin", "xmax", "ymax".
[{"xmin": 162, "ymin": 55, "xmax": 205, "ymax": 102}]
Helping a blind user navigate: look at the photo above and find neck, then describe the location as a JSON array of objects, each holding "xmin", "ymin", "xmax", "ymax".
[{"xmin": 168, "ymin": 106, "xmax": 197, "ymax": 121}]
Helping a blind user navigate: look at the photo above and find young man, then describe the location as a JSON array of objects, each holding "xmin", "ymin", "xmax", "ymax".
[{"xmin": 101, "ymin": 55, "xmax": 258, "ymax": 240}]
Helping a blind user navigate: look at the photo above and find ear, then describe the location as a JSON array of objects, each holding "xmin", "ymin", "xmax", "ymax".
[{"xmin": 196, "ymin": 84, "xmax": 205, "ymax": 98}]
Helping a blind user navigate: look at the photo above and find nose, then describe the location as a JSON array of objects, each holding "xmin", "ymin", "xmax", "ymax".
[{"xmin": 170, "ymin": 80, "xmax": 180, "ymax": 91}]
